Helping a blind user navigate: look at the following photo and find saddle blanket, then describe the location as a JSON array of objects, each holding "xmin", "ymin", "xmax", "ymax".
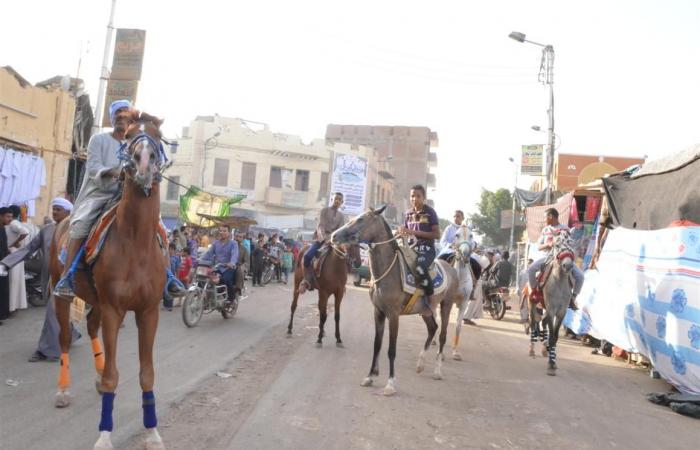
[
  {"xmin": 79, "ymin": 204, "xmax": 168, "ymax": 265},
  {"xmin": 398, "ymin": 253, "xmax": 448, "ymax": 296}
]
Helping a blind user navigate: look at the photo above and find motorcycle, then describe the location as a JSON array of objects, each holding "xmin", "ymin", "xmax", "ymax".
[
  {"xmin": 182, "ymin": 261, "xmax": 238, "ymax": 327},
  {"xmin": 260, "ymin": 254, "xmax": 277, "ymax": 285},
  {"xmin": 484, "ymin": 287, "xmax": 510, "ymax": 320}
]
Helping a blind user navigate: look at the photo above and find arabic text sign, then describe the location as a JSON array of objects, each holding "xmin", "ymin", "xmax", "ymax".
[
  {"xmin": 329, "ymin": 153, "xmax": 368, "ymax": 216},
  {"xmin": 521, "ymin": 144, "xmax": 544, "ymax": 176},
  {"xmin": 111, "ymin": 29, "xmax": 147, "ymax": 80}
]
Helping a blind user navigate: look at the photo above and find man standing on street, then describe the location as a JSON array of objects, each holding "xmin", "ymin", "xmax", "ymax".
[
  {"xmin": 0, "ymin": 207, "xmax": 11, "ymax": 324},
  {"xmin": 0, "ymin": 198, "xmax": 81, "ymax": 359},
  {"xmin": 299, "ymin": 192, "xmax": 346, "ymax": 294}
]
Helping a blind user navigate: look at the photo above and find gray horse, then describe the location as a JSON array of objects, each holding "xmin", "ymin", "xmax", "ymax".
[
  {"xmin": 450, "ymin": 240, "xmax": 475, "ymax": 361},
  {"xmin": 529, "ymin": 231, "xmax": 576, "ymax": 376},
  {"xmin": 331, "ymin": 206, "xmax": 459, "ymax": 395}
]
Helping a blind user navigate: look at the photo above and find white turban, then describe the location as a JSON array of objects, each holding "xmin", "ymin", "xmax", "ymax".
[{"xmin": 51, "ymin": 197, "xmax": 73, "ymax": 212}]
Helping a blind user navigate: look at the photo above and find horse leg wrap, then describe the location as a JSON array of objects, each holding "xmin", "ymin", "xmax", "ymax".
[
  {"xmin": 530, "ymin": 325, "xmax": 539, "ymax": 343},
  {"xmin": 99, "ymin": 392, "xmax": 116, "ymax": 432},
  {"xmin": 542, "ymin": 327, "xmax": 549, "ymax": 343},
  {"xmin": 549, "ymin": 346, "xmax": 557, "ymax": 363},
  {"xmin": 91, "ymin": 338, "xmax": 105, "ymax": 373},
  {"xmin": 58, "ymin": 353, "xmax": 71, "ymax": 389},
  {"xmin": 142, "ymin": 391, "xmax": 158, "ymax": 429}
]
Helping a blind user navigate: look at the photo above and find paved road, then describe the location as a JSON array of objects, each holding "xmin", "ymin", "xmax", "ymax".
[{"xmin": 2, "ymin": 282, "xmax": 697, "ymax": 449}]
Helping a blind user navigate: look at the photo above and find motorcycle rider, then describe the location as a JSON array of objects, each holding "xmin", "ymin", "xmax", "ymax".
[
  {"xmin": 299, "ymin": 192, "xmax": 346, "ymax": 294},
  {"xmin": 201, "ymin": 226, "xmax": 239, "ymax": 303},
  {"xmin": 398, "ymin": 185, "xmax": 440, "ymax": 316},
  {"xmin": 527, "ymin": 208, "xmax": 583, "ymax": 310},
  {"xmin": 482, "ymin": 250, "xmax": 514, "ymax": 309}
]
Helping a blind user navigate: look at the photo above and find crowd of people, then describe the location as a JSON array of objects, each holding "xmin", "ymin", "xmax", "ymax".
[{"xmin": 163, "ymin": 225, "xmax": 301, "ymax": 309}]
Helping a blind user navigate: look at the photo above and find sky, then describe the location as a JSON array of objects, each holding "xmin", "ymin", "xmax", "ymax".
[{"xmin": 3, "ymin": 0, "xmax": 700, "ymax": 218}]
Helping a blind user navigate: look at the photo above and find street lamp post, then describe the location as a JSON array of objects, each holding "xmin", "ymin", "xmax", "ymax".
[
  {"xmin": 508, "ymin": 157, "xmax": 519, "ymax": 251},
  {"xmin": 509, "ymin": 31, "xmax": 555, "ymax": 204},
  {"xmin": 200, "ymin": 130, "xmax": 221, "ymax": 188}
]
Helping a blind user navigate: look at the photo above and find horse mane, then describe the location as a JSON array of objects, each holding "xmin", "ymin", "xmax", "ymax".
[
  {"xmin": 125, "ymin": 110, "xmax": 164, "ymax": 140},
  {"xmin": 379, "ymin": 214, "xmax": 400, "ymax": 251}
]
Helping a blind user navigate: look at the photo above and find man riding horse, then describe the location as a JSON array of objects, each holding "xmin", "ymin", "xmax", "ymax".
[
  {"xmin": 299, "ymin": 192, "xmax": 346, "ymax": 294},
  {"xmin": 398, "ymin": 184, "xmax": 440, "ymax": 315},
  {"xmin": 54, "ymin": 100, "xmax": 185, "ymax": 298},
  {"xmin": 527, "ymin": 208, "xmax": 583, "ymax": 310}
]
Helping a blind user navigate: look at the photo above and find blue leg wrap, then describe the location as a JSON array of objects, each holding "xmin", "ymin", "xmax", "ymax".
[
  {"xmin": 56, "ymin": 245, "xmax": 86, "ymax": 293},
  {"xmin": 142, "ymin": 391, "xmax": 157, "ymax": 429},
  {"xmin": 98, "ymin": 392, "xmax": 116, "ymax": 432}
]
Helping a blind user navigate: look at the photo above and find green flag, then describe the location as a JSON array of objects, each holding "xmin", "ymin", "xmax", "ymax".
[{"xmin": 179, "ymin": 186, "xmax": 245, "ymax": 227}]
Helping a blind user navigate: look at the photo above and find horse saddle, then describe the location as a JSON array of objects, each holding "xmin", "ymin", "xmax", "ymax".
[
  {"xmin": 311, "ymin": 244, "xmax": 332, "ymax": 278},
  {"xmin": 59, "ymin": 203, "xmax": 168, "ymax": 268},
  {"xmin": 397, "ymin": 247, "xmax": 446, "ymax": 296},
  {"xmin": 529, "ymin": 258, "xmax": 573, "ymax": 307}
]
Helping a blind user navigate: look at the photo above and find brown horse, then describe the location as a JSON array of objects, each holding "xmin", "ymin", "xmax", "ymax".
[
  {"xmin": 287, "ymin": 243, "xmax": 360, "ymax": 346},
  {"xmin": 50, "ymin": 111, "xmax": 169, "ymax": 450}
]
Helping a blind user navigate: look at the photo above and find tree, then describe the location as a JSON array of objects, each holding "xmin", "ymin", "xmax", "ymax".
[{"xmin": 469, "ymin": 188, "xmax": 523, "ymax": 247}]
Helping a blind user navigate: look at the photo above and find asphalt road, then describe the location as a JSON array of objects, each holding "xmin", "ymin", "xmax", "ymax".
[{"xmin": 1, "ymin": 282, "xmax": 697, "ymax": 450}]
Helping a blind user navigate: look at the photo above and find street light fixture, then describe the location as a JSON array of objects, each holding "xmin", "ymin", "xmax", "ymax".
[
  {"xmin": 200, "ymin": 129, "xmax": 222, "ymax": 187},
  {"xmin": 509, "ymin": 30, "xmax": 556, "ymax": 204}
]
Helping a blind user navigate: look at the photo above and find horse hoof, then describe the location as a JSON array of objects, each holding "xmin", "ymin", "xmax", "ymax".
[
  {"xmin": 360, "ymin": 377, "xmax": 374, "ymax": 387},
  {"xmin": 416, "ymin": 364, "xmax": 424, "ymax": 374},
  {"xmin": 547, "ymin": 367, "xmax": 557, "ymax": 376},
  {"xmin": 146, "ymin": 441, "xmax": 166, "ymax": 450},
  {"xmin": 336, "ymin": 342, "xmax": 344, "ymax": 348},
  {"xmin": 93, "ymin": 431, "xmax": 113, "ymax": 450},
  {"xmin": 286, "ymin": 329, "xmax": 292, "ymax": 336},
  {"xmin": 55, "ymin": 391, "xmax": 71, "ymax": 408},
  {"xmin": 452, "ymin": 352, "xmax": 462, "ymax": 361},
  {"xmin": 383, "ymin": 379, "xmax": 397, "ymax": 396},
  {"xmin": 529, "ymin": 349, "xmax": 535, "ymax": 358},
  {"xmin": 315, "ymin": 341, "xmax": 322, "ymax": 348},
  {"xmin": 433, "ymin": 371, "xmax": 443, "ymax": 380}
]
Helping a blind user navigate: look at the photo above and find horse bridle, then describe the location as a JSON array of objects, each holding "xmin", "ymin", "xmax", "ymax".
[{"xmin": 116, "ymin": 130, "xmax": 174, "ymax": 196}]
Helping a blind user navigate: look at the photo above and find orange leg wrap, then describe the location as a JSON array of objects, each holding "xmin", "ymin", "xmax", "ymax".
[
  {"xmin": 58, "ymin": 353, "xmax": 71, "ymax": 390},
  {"xmin": 453, "ymin": 334, "xmax": 460, "ymax": 347},
  {"xmin": 91, "ymin": 338, "xmax": 105, "ymax": 374}
]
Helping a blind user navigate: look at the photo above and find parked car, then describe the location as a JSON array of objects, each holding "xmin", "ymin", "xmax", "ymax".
[{"xmin": 353, "ymin": 248, "xmax": 371, "ymax": 286}]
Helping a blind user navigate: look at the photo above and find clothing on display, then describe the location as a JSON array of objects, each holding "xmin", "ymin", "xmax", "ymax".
[{"xmin": 0, "ymin": 147, "xmax": 47, "ymax": 216}]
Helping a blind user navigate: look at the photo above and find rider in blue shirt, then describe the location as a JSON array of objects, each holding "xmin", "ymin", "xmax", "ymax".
[{"xmin": 201, "ymin": 226, "xmax": 239, "ymax": 301}]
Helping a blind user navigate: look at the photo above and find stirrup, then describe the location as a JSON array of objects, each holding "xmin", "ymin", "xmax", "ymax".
[
  {"xmin": 54, "ymin": 275, "xmax": 76, "ymax": 298},
  {"xmin": 164, "ymin": 268, "xmax": 186, "ymax": 298}
]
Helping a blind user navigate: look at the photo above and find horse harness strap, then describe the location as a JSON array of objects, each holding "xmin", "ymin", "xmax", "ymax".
[{"xmin": 369, "ymin": 250, "xmax": 399, "ymax": 287}]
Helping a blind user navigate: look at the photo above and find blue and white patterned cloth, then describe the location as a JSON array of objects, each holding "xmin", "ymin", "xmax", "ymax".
[{"xmin": 564, "ymin": 225, "xmax": 700, "ymax": 395}]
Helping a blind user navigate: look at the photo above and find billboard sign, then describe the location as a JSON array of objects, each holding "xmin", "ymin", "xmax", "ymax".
[
  {"xmin": 328, "ymin": 153, "xmax": 368, "ymax": 216},
  {"xmin": 521, "ymin": 144, "xmax": 544, "ymax": 176},
  {"xmin": 111, "ymin": 29, "xmax": 146, "ymax": 80}
]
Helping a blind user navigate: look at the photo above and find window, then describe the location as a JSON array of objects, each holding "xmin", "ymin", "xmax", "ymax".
[
  {"xmin": 166, "ymin": 176, "xmax": 180, "ymax": 201},
  {"xmin": 318, "ymin": 171, "xmax": 329, "ymax": 200},
  {"xmin": 269, "ymin": 166, "xmax": 282, "ymax": 188},
  {"xmin": 241, "ymin": 162, "xmax": 256, "ymax": 190},
  {"xmin": 213, "ymin": 158, "xmax": 229, "ymax": 186},
  {"xmin": 295, "ymin": 169, "xmax": 309, "ymax": 192}
]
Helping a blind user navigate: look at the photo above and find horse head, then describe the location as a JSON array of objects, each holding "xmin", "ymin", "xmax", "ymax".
[
  {"xmin": 345, "ymin": 243, "xmax": 363, "ymax": 269},
  {"xmin": 331, "ymin": 205, "xmax": 392, "ymax": 247},
  {"xmin": 552, "ymin": 229, "xmax": 575, "ymax": 273},
  {"xmin": 121, "ymin": 110, "xmax": 167, "ymax": 196}
]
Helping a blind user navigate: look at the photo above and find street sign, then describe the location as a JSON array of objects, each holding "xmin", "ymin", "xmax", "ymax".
[
  {"xmin": 110, "ymin": 29, "xmax": 147, "ymax": 81},
  {"xmin": 521, "ymin": 144, "xmax": 544, "ymax": 176}
]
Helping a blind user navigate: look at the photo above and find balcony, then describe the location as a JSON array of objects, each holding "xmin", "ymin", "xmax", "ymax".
[
  {"xmin": 426, "ymin": 173, "xmax": 436, "ymax": 189},
  {"xmin": 265, "ymin": 187, "xmax": 309, "ymax": 209},
  {"xmin": 427, "ymin": 152, "xmax": 437, "ymax": 169}
]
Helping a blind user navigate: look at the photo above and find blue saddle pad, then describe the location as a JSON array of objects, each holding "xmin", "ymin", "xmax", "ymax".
[{"xmin": 404, "ymin": 265, "xmax": 444, "ymax": 289}]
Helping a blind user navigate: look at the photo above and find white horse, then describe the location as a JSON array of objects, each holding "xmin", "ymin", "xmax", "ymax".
[{"xmin": 448, "ymin": 226, "xmax": 476, "ymax": 360}]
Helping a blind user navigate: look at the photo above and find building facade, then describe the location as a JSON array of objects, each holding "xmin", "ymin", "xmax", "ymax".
[
  {"xmin": 162, "ymin": 116, "xmax": 390, "ymax": 231},
  {"xmin": 326, "ymin": 124, "xmax": 438, "ymax": 221},
  {"xmin": 0, "ymin": 66, "xmax": 77, "ymax": 223},
  {"xmin": 553, "ymin": 153, "xmax": 645, "ymax": 192}
]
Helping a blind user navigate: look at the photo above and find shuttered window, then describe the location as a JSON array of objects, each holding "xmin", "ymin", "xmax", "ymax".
[
  {"xmin": 213, "ymin": 158, "xmax": 229, "ymax": 186},
  {"xmin": 241, "ymin": 162, "xmax": 256, "ymax": 190},
  {"xmin": 295, "ymin": 170, "xmax": 309, "ymax": 192},
  {"xmin": 269, "ymin": 166, "xmax": 282, "ymax": 188}
]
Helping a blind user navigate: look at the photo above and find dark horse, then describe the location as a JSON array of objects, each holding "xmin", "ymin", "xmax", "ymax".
[
  {"xmin": 50, "ymin": 111, "xmax": 169, "ymax": 450},
  {"xmin": 287, "ymin": 243, "xmax": 360, "ymax": 346},
  {"xmin": 331, "ymin": 207, "xmax": 459, "ymax": 395}
]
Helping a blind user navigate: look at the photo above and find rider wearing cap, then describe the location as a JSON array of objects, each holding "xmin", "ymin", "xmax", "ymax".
[
  {"xmin": 55, "ymin": 100, "xmax": 184, "ymax": 297},
  {"xmin": 527, "ymin": 208, "xmax": 583, "ymax": 310}
]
